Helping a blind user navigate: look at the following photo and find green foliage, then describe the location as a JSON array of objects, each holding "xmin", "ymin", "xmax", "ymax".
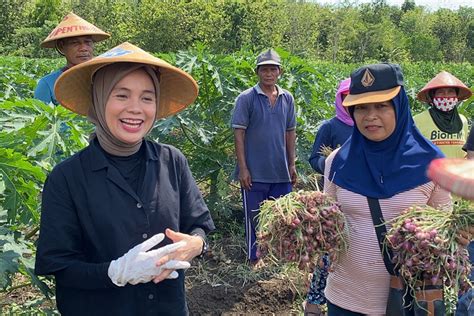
[
  {"xmin": 0, "ymin": 249, "xmax": 19, "ymax": 289},
  {"xmin": 0, "ymin": 56, "xmax": 92, "ymax": 312},
  {"xmin": 0, "ymin": 95, "xmax": 89, "ymax": 231},
  {"xmin": 31, "ymin": 0, "xmax": 62, "ymax": 27},
  {"xmin": 0, "ymin": 227, "xmax": 51, "ymax": 294},
  {"xmin": 0, "ymin": 148, "xmax": 44, "ymax": 224},
  {"xmin": 0, "ymin": 0, "xmax": 31, "ymax": 48},
  {"xmin": 432, "ymin": 9, "xmax": 468, "ymax": 62},
  {"xmin": 0, "ymin": 57, "xmax": 63, "ymax": 101},
  {"xmin": 400, "ymin": 9, "xmax": 443, "ymax": 62},
  {"xmin": 1, "ymin": 0, "xmax": 474, "ymax": 63},
  {"xmin": 401, "ymin": 0, "xmax": 416, "ymax": 12}
]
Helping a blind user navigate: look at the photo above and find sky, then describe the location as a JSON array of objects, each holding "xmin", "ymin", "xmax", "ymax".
[{"xmin": 314, "ymin": 0, "xmax": 473, "ymax": 10}]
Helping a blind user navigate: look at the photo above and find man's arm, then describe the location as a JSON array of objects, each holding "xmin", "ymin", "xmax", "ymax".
[
  {"xmin": 286, "ymin": 129, "xmax": 297, "ymax": 185},
  {"xmin": 234, "ymin": 129, "xmax": 252, "ymax": 190}
]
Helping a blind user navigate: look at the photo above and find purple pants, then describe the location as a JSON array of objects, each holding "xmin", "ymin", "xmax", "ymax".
[{"xmin": 241, "ymin": 182, "xmax": 292, "ymax": 261}]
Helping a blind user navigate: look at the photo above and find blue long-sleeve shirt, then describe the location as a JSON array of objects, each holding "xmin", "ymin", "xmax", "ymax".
[{"xmin": 308, "ymin": 117, "xmax": 352, "ymax": 174}]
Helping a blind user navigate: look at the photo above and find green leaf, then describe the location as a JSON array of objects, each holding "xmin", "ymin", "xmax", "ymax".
[
  {"xmin": 24, "ymin": 266, "xmax": 53, "ymax": 299},
  {"xmin": 0, "ymin": 250, "xmax": 20, "ymax": 288},
  {"xmin": 0, "ymin": 148, "xmax": 45, "ymax": 181},
  {"xmin": 27, "ymin": 130, "xmax": 60, "ymax": 157},
  {"xmin": 0, "ymin": 148, "xmax": 44, "ymax": 223}
]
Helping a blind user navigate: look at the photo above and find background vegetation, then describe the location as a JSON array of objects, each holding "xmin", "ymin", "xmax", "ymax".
[
  {"xmin": 0, "ymin": 0, "xmax": 472, "ymax": 314},
  {"xmin": 1, "ymin": 0, "xmax": 473, "ymax": 63}
]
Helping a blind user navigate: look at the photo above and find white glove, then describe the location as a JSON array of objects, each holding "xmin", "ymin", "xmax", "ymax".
[{"xmin": 108, "ymin": 233, "xmax": 190, "ymax": 286}]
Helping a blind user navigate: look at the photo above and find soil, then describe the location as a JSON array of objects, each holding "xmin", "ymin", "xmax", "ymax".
[
  {"xmin": 185, "ymin": 236, "xmax": 303, "ymax": 315},
  {"xmin": 187, "ymin": 277, "xmax": 297, "ymax": 315}
]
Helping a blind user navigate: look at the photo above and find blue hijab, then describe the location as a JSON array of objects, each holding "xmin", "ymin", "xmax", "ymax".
[{"xmin": 329, "ymin": 87, "xmax": 444, "ymax": 199}]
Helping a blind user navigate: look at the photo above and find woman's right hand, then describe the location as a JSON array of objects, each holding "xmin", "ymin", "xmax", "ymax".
[{"xmin": 152, "ymin": 229, "xmax": 205, "ymax": 283}]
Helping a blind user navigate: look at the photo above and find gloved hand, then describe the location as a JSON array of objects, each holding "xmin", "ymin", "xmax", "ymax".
[{"xmin": 108, "ymin": 233, "xmax": 190, "ymax": 286}]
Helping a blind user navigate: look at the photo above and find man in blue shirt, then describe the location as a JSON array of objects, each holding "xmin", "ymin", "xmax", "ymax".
[
  {"xmin": 34, "ymin": 12, "xmax": 109, "ymax": 105},
  {"xmin": 231, "ymin": 49, "xmax": 297, "ymax": 268}
]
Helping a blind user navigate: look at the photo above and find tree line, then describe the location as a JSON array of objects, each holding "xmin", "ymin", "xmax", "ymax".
[{"xmin": 1, "ymin": 0, "xmax": 473, "ymax": 63}]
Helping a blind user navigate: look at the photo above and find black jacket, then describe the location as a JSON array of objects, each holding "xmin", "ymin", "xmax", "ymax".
[{"xmin": 35, "ymin": 139, "xmax": 215, "ymax": 315}]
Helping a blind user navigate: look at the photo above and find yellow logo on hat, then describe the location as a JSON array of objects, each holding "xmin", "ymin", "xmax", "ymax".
[{"xmin": 361, "ymin": 69, "xmax": 375, "ymax": 87}]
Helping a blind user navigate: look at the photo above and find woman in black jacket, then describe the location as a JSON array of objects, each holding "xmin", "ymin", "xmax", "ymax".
[{"xmin": 35, "ymin": 42, "xmax": 215, "ymax": 316}]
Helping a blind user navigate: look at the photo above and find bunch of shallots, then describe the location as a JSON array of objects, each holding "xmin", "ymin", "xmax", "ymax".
[
  {"xmin": 257, "ymin": 191, "xmax": 347, "ymax": 272},
  {"xmin": 385, "ymin": 201, "xmax": 473, "ymax": 296}
]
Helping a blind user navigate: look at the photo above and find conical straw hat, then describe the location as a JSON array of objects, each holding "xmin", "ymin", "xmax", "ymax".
[
  {"xmin": 54, "ymin": 42, "xmax": 199, "ymax": 119},
  {"xmin": 417, "ymin": 71, "xmax": 472, "ymax": 103},
  {"xmin": 41, "ymin": 12, "xmax": 110, "ymax": 48}
]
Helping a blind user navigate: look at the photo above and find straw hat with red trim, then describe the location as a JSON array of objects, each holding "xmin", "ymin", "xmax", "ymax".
[
  {"xmin": 342, "ymin": 63, "xmax": 403, "ymax": 107},
  {"xmin": 41, "ymin": 12, "xmax": 110, "ymax": 48},
  {"xmin": 416, "ymin": 71, "xmax": 472, "ymax": 103},
  {"xmin": 54, "ymin": 42, "xmax": 198, "ymax": 119}
]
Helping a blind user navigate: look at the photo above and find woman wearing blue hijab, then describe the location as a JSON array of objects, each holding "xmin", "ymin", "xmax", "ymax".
[{"xmin": 322, "ymin": 63, "xmax": 452, "ymax": 315}]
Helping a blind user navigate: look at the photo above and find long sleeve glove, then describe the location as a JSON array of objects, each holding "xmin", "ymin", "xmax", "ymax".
[{"xmin": 108, "ymin": 233, "xmax": 190, "ymax": 286}]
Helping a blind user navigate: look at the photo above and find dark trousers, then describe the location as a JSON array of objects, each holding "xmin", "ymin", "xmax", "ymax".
[
  {"xmin": 327, "ymin": 300, "xmax": 364, "ymax": 316},
  {"xmin": 455, "ymin": 241, "xmax": 474, "ymax": 316},
  {"xmin": 241, "ymin": 182, "xmax": 292, "ymax": 261}
]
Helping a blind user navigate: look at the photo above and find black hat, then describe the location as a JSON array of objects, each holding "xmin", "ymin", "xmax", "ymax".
[
  {"xmin": 256, "ymin": 49, "xmax": 281, "ymax": 67},
  {"xmin": 343, "ymin": 63, "xmax": 404, "ymax": 107}
]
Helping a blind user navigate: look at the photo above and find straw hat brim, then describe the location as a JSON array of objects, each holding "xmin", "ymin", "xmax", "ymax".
[
  {"xmin": 54, "ymin": 42, "xmax": 198, "ymax": 119},
  {"xmin": 342, "ymin": 86, "xmax": 401, "ymax": 107},
  {"xmin": 417, "ymin": 85, "xmax": 472, "ymax": 103},
  {"xmin": 416, "ymin": 71, "xmax": 472, "ymax": 103}
]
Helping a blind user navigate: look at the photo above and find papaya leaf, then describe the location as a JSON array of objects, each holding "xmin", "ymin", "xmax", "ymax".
[
  {"xmin": 0, "ymin": 250, "xmax": 20, "ymax": 289},
  {"xmin": 24, "ymin": 267, "xmax": 53, "ymax": 299},
  {"xmin": 0, "ymin": 148, "xmax": 45, "ymax": 181}
]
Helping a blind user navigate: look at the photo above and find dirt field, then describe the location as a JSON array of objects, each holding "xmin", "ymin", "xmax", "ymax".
[
  {"xmin": 187, "ymin": 276, "xmax": 298, "ymax": 315},
  {"xmin": 186, "ymin": 236, "xmax": 303, "ymax": 315}
]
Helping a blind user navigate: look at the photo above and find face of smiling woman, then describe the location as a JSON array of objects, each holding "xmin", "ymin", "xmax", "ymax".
[
  {"xmin": 353, "ymin": 101, "xmax": 396, "ymax": 142},
  {"xmin": 105, "ymin": 68, "xmax": 157, "ymax": 144}
]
